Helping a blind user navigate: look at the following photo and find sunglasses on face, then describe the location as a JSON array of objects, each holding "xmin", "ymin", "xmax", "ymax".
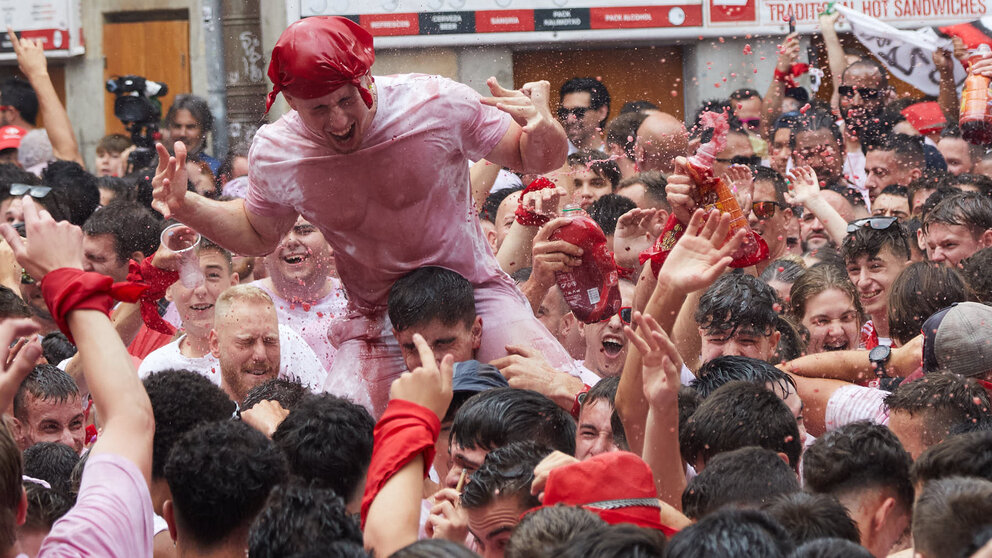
[
  {"xmin": 739, "ymin": 117, "xmax": 760, "ymax": 128},
  {"xmin": 839, "ymin": 86, "xmax": 883, "ymax": 100},
  {"xmin": 9, "ymin": 183, "xmax": 51, "ymax": 198},
  {"xmin": 846, "ymin": 216, "xmax": 898, "ymax": 233},
  {"xmin": 557, "ymin": 106, "xmax": 589, "ymax": 121},
  {"xmin": 752, "ymin": 201, "xmax": 786, "ymax": 219},
  {"xmin": 619, "ymin": 306, "xmax": 632, "ymax": 325},
  {"xmin": 600, "ymin": 306, "xmax": 633, "ymax": 325}
]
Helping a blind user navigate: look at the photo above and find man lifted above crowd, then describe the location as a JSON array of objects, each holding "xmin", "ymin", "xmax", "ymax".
[{"xmin": 152, "ymin": 16, "xmax": 575, "ymax": 415}]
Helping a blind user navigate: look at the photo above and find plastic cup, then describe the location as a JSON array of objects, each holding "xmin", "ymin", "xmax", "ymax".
[{"xmin": 161, "ymin": 223, "xmax": 204, "ymax": 289}]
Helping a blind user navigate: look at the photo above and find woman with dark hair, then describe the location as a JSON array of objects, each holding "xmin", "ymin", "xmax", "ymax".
[
  {"xmin": 789, "ymin": 264, "xmax": 864, "ymax": 354},
  {"xmin": 164, "ymin": 94, "xmax": 219, "ymax": 174}
]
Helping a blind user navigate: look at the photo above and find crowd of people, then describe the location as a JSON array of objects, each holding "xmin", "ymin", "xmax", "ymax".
[{"xmin": 0, "ymin": 10, "xmax": 989, "ymax": 558}]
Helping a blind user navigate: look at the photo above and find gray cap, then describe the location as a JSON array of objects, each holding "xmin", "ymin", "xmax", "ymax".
[{"xmin": 922, "ymin": 302, "xmax": 992, "ymax": 378}]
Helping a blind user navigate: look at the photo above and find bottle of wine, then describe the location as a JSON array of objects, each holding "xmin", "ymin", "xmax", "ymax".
[{"xmin": 550, "ymin": 206, "xmax": 622, "ymax": 324}]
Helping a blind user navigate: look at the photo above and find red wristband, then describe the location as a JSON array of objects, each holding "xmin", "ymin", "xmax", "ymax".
[
  {"xmin": 515, "ymin": 177, "xmax": 558, "ymax": 227},
  {"xmin": 127, "ymin": 256, "xmax": 179, "ymax": 336},
  {"xmin": 360, "ymin": 399, "xmax": 440, "ymax": 529},
  {"xmin": 774, "ymin": 63, "xmax": 810, "ymax": 88},
  {"xmin": 40, "ymin": 268, "xmax": 147, "ymax": 344}
]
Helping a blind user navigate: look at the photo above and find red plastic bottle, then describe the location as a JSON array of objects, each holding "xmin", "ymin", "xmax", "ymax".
[
  {"xmin": 687, "ymin": 111, "xmax": 769, "ymax": 268},
  {"xmin": 960, "ymin": 44, "xmax": 992, "ymax": 146},
  {"xmin": 550, "ymin": 206, "xmax": 622, "ymax": 324}
]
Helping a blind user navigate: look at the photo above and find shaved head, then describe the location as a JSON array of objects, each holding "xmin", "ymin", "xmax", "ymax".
[{"xmin": 635, "ymin": 113, "xmax": 688, "ymax": 174}]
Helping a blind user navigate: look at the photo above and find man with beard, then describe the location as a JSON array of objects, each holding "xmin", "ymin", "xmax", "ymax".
[
  {"xmin": 838, "ymin": 60, "xmax": 894, "ymax": 196},
  {"xmin": 209, "ymin": 285, "xmax": 324, "ymax": 406},
  {"xmin": 792, "ymin": 111, "xmax": 850, "ymax": 195}
]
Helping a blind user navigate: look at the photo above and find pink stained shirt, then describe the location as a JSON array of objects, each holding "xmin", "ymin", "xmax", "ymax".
[
  {"xmin": 246, "ymin": 73, "xmax": 510, "ymax": 311},
  {"xmin": 38, "ymin": 453, "xmax": 154, "ymax": 557},
  {"xmin": 246, "ymin": 73, "xmax": 578, "ymax": 414}
]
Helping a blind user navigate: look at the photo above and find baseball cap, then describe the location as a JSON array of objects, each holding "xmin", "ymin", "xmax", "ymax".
[
  {"xmin": 0, "ymin": 126, "xmax": 25, "ymax": 151},
  {"xmin": 784, "ymin": 87, "xmax": 810, "ymax": 104},
  {"xmin": 540, "ymin": 451, "xmax": 678, "ymax": 535},
  {"xmin": 922, "ymin": 302, "xmax": 992, "ymax": 378},
  {"xmin": 452, "ymin": 360, "xmax": 509, "ymax": 394}
]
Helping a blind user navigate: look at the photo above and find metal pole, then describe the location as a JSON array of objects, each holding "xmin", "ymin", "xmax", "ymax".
[
  {"xmin": 201, "ymin": 0, "xmax": 228, "ymax": 161},
  {"xmin": 221, "ymin": 0, "xmax": 266, "ymax": 150}
]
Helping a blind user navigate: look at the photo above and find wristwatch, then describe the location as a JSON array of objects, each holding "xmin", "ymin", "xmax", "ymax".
[{"xmin": 869, "ymin": 345, "xmax": 892, "ymax": 378}]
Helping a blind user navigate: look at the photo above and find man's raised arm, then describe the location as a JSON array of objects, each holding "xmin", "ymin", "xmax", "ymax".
[
  {"xmin": 151, "ymin": 142, "xmax": 297, "ymax": 256},
  {"xmin": 0, "ymin": 197, "xmax": 155, "ymax": 479},
  {"xmin": 9, "ymin": 29, "xmax": 84, "ymax": 167}
]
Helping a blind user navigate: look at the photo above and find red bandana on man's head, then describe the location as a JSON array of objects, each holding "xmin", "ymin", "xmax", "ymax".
[{"xmin": 266, "ymin": 16, "xmax": 375, "ymax": 113}]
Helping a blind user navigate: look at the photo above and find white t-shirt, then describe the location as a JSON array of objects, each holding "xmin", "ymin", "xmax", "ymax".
[
  {"xmin": 137, "ymin": 325, "xmax": 327, "ymax": 391},
  {"xmin": 576, "ymin": 361, "xmax": 604, "ymax": 387},
  {"xmin": 251, "ymin": 279, "xmax": 348, "ymax": 371}
]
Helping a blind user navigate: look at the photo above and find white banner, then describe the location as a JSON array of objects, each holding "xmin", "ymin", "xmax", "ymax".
[{"xmin": 836, "ymin": 4, "xmax": 967, "ymax": 96}]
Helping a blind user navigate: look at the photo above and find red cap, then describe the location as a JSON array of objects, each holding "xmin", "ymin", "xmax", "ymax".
[
  {"xmin": 266, "ymin": 16, "xmax": 375, "ymax": 113},
  {"xmin": 540, "ymin": 452, "xmax": 678, "ymax": 535},
  {"xmin": 0, "ymin": 126, "xmax": 25, "ymax": 150},
  {"xmin": 901, "ymin": 102, "xmax": 945, "ymax": 136}
]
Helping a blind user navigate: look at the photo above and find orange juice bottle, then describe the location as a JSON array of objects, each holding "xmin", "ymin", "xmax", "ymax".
[{"xmin": 960, "ymin": 44, "xmax": 992, "ymax": 145}]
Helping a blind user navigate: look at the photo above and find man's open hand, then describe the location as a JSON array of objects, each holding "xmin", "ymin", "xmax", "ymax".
[
  {"xmin": 625, "ymin": 312, "xmax": 682, "ymax": 410},
  {"xmin": 482, "ymin": 78, "xmax": 558, "ymax": 134},
  {"xmin": 491, "ymin": 345, "xmax": 583, "ymax": 405},
  {"xmin": 0, "ymin": 197, "xmax": 84, "ymax": 280},
  {"xmin": 151, "ymin": 142, "xmax": 190, "ymax": 220},
  {"xmin": 390, "ymin": 334, "xmax": 454, "ymax": 419},
  {"xmin": 660, "ymin": 208, "xmax": 744, "ymax": 294},
  {"xmin": 0, "ymin": 318, "xmax": 41, "ymax": 411}
]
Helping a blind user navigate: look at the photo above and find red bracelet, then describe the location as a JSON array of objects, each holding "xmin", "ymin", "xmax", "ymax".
[
  {"xmin": 774, "ymin": 63, "xmax": 810, "ymax": 88},
  {"xmin": 515, "ymin": 177, "xmax": 558, "ymax": 227},
  {"xmin": 360, "ymin": 399, "xmax": 440, "ymax": 529}
]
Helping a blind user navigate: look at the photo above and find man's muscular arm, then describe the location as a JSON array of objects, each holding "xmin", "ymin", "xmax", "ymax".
[
  {"xmin": 152, "ymin": 142, "xmax": 296, "ymax": 256},
  {"xmin": 482, "ymin": 78, "xmax": 568, "ymax": 174}
]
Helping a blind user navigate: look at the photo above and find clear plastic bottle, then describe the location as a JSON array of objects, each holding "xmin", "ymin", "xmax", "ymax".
[
  {"xmin": 550, "ymin": 206, "xmax": 622, "ymax": 324},
  {"xmin": 960, "ymin": 44, "xmax": 992, "ymax": 146}
]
